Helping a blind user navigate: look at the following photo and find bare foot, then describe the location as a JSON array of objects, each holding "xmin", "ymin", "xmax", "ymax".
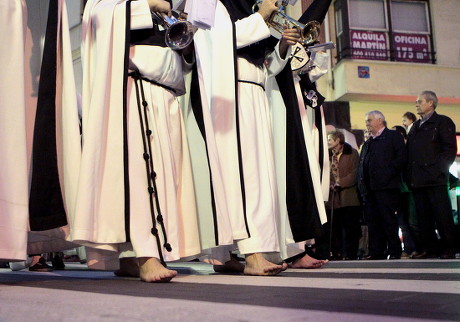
[
  {"xmin": 243, "ymin": 253, "xmax": 287, "ymax": 276},
  {"xmin": 213, "ymin": 258, "xmax": 245, "ymax": 273},
  {"xmin": 138, "ymin": 257, "xmax": 177, "ymax": 283},
  {"xmin": 289, "ymin": 253, "xmax": 327, "ymax": 269},
  {"xmin": 114, "ymin": 258, "xmax": 140, "ymax": 277}
]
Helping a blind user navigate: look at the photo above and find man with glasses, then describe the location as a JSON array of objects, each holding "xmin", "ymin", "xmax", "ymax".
[{"xmin": 406, "ymin": 90, "xmax": 457, "ymax": 259}]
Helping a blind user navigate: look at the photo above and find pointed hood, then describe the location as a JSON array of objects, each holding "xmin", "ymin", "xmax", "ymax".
[{"xmin": 298, "ymin": 0, "xmax": 332, "ymax": 24}]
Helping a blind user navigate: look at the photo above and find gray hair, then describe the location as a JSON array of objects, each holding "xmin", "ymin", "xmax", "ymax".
[
  {"xmin": 365, "ymin": 110, "xmax": 385, "ymax": 122},
  {"xmin": 328, "ymin": 130, "xmax": 345, "ymax": 144},
  {"xmin": 420, "ymin": 90, "xmax": 438, "ymax": 108}
]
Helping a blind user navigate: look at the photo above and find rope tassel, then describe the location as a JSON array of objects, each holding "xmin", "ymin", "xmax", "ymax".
[{"xmin": 129, "ymin": 70, "xmax": 172, "ymax": 265}]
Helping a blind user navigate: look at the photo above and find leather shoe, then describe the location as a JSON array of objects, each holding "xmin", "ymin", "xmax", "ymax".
[
  {"xmin": 29, "ymin": 257, "xmax": 53, "ymax": 272},
  {"xmin": 363, "ymin": 255, "xmax": 386, "ymax": 260},
  {"xmin": 388, "ymin": 255, "xmax": 400, "ymax": 260},
  {"xmin": 439, "ymin": 252, "xmax": 455, "ymax": 259},
  {"xmin": 51, "ymin": 254, "xmax": 65, "ymax": 270},
  {"xmin": 410, "ymin": 251, "xmax": 438, "ymax": 259},
  {"xmin": 410, "ymin": 251, "xmax": 427, "ymax": 259},
  {"xmin": 400, "ymin": 252, "xmax": 410, "ymax": 259}
]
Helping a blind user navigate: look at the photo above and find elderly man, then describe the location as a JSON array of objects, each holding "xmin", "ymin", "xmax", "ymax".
[
  {"xmin": 357, "ymin": 111, "xmax": 406, "ymax": 260},
  {"xmin": 405, "ymin": 91, "xmax": 457, "ymax": 259}
]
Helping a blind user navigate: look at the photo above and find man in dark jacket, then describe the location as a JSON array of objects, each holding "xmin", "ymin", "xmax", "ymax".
[
  {"xmin": 358, "ymin": 111, "xmax": 406, "ymax": 259},
  {"xmin": 405, "ymin": 91, "xmax": 457, "ymax": 259}
]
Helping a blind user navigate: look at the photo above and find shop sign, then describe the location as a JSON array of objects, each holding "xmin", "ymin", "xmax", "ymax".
[
  {"xmin": 392, "ymin": 33, "xmax": 431, "ymax": 63},
  {"xmin": 350, "ymin": 30, "xmax": 388, "ymax": 60}
]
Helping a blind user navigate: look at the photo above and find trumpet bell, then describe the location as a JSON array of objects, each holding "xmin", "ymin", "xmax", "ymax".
[
  {"xmin": 270, "ymin": 12, "xmax": 321, "ymax": 46},
  {"xmin": 152, "ymin": 12, "xmax": 195, "ymax": 51},
  {"xmin": 301, "ymin": 21, "xmax": 321, "ymax": 46},
  {"xmin": 165, "ymin": 21, "xmax": 194, "ymax": 51}
]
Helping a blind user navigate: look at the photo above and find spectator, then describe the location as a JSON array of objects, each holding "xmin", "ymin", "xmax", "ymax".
[
  {"xmin": 358, "ymin": 111, "xmax": 406, "ymax": 260},
  {"xmin": 327, "ymin": 130, "xmax": 362, "ymax": 260},
  {"xmin": 402, "ymin": 112, "xmax": 417, "ymax": 134},
  {"xmin": 405, "ymin": 90, "xmax": 457, "ymax": 259}
]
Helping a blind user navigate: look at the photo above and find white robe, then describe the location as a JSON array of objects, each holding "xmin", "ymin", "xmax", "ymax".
[
  {"xmin": 186, "ymin": 2, "xmax": 247, "ymax": 251},
  {"xmin": 72, "ymin": 0, "xmax": 200, "ymax": 263},
  {"xmin": 189, "ymin": 3, "xmax": 287, "ymax": 254},
  {"xmin": 234, "ymin": 37, "xmax": 291, "ymax": 254},
  {"xmin": 0, "ymin": 0, "xmax": 80, "ymax": 261}
]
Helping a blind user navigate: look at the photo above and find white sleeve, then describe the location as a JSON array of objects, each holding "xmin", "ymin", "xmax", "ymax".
[
  {"xmin": 235, "ymin": 13, "xmax": 270, "ymax": 49},
  {"xmin": 266, "ymin": 42, "xmax": 292, "ymax": 76},
  {"xmin": 130, "ymin": 0, "xmax": 154, "ymax": 30}
]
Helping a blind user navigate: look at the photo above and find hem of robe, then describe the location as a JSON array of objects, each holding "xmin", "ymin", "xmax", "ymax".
[
  {"xmin": 265, "ymin": 242, "xmax": 308, "ymax": 262},
  {"xmin": 0, "ymin": 226, "xmax": 27, "ymax": 261},
  {"xmin": 0, "ymin": 253, "xmax": 27, "ymax": 263},
  {"xmin": 28, "ymin": 227, "xmax": 77, "ymax": 253},
  {"xmin": 27, "ymin": 239, "xmax": 77, "ymax": 256},
  {"xmin": 75, "ymin": 239, "xmax": 202, "ymax": 260},
  {"xmin": 71, "ymin": 228, "xmax": 127, "ymax": 246},
  {"xmin": 237, "ymin": 236, "xmax": 279, "ymax": 255}
]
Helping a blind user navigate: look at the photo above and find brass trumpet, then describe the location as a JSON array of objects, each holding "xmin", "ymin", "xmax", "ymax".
[
  {"xmin": 151, "ymin": 12, "xmax": 194, "ymax": 51},
  {"xmin": 252, "ymin": 0, "xmax": 321, "ymax": 46}
]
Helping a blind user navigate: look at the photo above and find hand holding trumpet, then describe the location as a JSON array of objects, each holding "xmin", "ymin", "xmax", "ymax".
[
  {"xmin": 257, "ymin": 0, "xmax": 278, "ymax": 21},
  {"xmin": 147, "ymin": 0, "xmax": 172, "ymax": 16},
  {"xmin": 279, "ymin": 26, "xmax": 302, "ymax": 59}
]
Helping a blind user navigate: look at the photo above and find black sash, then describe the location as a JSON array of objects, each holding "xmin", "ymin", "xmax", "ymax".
[
  {"xmin": 29, "ymin": 0, "xmax": 67, "ymax": 231},
  {"xmin": 276, "ymin": 65, "xmax": 323, "ymax": 242}
]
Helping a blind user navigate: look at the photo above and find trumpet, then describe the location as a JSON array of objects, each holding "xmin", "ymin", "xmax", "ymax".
[
  {"xmin": 151, "ymin": 12, "xmax": 194, "ymax": 51},
  {"xmin": 252, "ymin": 0, "xmax": 320, "ymax": 47}
]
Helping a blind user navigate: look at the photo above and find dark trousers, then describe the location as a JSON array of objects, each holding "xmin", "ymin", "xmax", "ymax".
[
  {"xmin": 411, "ymin": 186, "xmax": 457, "ymax": 254},
  {"xmin": 364, "ymin": 189, "xmax": 402, "ymax": 257},
  {"xmin": 399, "ymin": 192, "xmax": 417, "ymax": 254},
  {"xmin": 330, "ymin": 206, "xmax": 362, "ymax": 259}
]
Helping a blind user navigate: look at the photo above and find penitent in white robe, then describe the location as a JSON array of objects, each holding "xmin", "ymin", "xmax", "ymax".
[
  {"xmin": 266, "ymin": 69, "xmax": 328, "ymax": 260},
  {"xmin": 188, "ymin": 2, "xmax": 288, "ymax": 255},
  {"xmin": 234, "ymin": 20, "xmax": 292, "ymax": 255},
  {"xmin": 72, "ymin": 0, "xmax": 200, "ymax": 264},
  {"xmin": 185, "ymin": 2, "xmax": 247, "ymax": 251},
  {"xmin": 0, "ymin": 0, "xmax": 80, "ymax": 261}
]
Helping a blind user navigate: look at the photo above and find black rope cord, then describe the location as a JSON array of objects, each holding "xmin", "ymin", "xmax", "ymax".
[
  {"xmin": 237, "ymin": 79, "xmax": 265, "ymax": 91},
  {"xmin": 129, "ymin": 70, "xmax": 172, "ymax": 266}
]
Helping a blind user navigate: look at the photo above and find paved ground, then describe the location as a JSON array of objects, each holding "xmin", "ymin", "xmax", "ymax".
[{"xmin": 0, "ymin": 259, "xmax": 459, "ymax": 321}]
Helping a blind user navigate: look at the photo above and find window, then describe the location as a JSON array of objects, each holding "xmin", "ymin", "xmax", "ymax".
[
  {"xmin": 334, "ymin": 0, "xmax": 434, "ymax": 63},
  {"xmin": 390, "ymin": 1, "xmax": 431, "ymax": 63},
  {"xmin": 391, "ymin": 1, "xmax": 428, "ymax": 33},
  {"xmin": 335, "ymin": 7, "xmax": 343, "ymax": 35},
  {"xmin": 349, "ymin": 0, "xmax": 386, "ymax": 30}
]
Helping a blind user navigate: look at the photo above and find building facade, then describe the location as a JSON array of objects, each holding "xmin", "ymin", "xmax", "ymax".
[
  {"xmin": 68, "ymin": 0, "xmax": 460, "ymax": 131},
  {"xmin": 290, "ymin": 0, "xmax": 460, "ymax": 130}
]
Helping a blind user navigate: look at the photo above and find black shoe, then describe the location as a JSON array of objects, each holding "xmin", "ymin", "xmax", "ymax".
[
  {"xmin": 329, "ymin": 253, "xmax": 342, "ymax": 261},
  {"xmin": 410, "ymin": 251, "xmax": 426, "ymax": 259},
  {"xmin": 51, "ymin": 254, "xmax": 65, "ymax": 270},
  {"xmin": 439, "ymin": 252, "xmax": 455, "ymax": 259},
  {"xmin": 388, "ymin": 255, "xmax": 400, "ymax": 260},
  {"xmin": 363, "ymin": 255, "xmax": 386, "ymax": 260},
  {"xmin": 410, "ymin": 251, "xmax": 438, "ymax": 259},
  {"xmin": 29, "ymin": 257, "xmax": 53, "ymax": 272}
]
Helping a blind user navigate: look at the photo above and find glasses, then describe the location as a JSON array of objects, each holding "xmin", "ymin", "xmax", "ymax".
[{"xmin": 416, "ymin": 99, "xmax": 426, "ymax": 104}]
